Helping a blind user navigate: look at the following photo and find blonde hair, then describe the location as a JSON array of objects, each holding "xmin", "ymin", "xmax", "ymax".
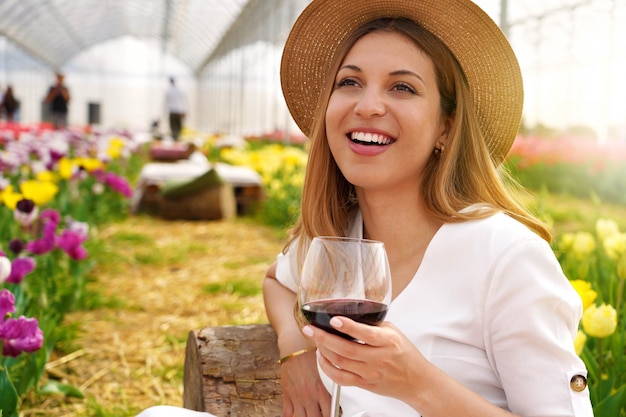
[{"xmin": 285, "ymin": 18, "xmax": 550, "ymax": 257}]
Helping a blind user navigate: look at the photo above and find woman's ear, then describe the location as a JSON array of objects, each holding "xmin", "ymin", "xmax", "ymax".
[{"xmin": 439, "ymin": 112, "xmax": 454, "ymax": 144}]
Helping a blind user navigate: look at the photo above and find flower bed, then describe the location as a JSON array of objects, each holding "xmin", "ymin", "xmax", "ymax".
[
  {"xmin": 557, "ymin": 219, "xmax": 626, "ymax": 415},
  {"xmin": 507, "ymin": 135, "xmax": 626, "ymax": 205},
  {"xmin": 0, "ymin": 124, "xmax": 142, "ymax": 417}
]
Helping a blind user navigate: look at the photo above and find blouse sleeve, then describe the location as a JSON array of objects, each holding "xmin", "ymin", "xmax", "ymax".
[
  {"xmin": 484, "ymin": 238, "xmax": 594, "ymax": 417},
  {"xmin": 274, "ymin": 238, "xmax": 301, "ymax": 293}
]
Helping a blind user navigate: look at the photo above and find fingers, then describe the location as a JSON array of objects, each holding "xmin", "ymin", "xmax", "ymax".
[
  {"xmin": 286, "ymin": 398, "xmax": 327, "ymax": 417},
  {"xmin": 303, "ymin": 322, "xmax": 365, "ymax": 383},
  {"xmin": 303, "ymin": 316, "xmax": 390, "ymax": 347},
  {"xmin": 281, "ymin": 355, "xmax": 330, "ymax": 417},
  {"xmin": 282, "ymin": 398, "xmax": 294, "ymax": 417},
  {"xmin": 303, "ymin": 318, "xmax": 403, "ymax": 388}
]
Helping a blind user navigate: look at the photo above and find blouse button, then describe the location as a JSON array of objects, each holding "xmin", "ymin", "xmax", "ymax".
[{"xmin": 570, "ymin": 374, "xmax": 587, "ymax": 392}]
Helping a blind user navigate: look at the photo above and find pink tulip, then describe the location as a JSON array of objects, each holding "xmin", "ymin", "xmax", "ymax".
[{"xmin": 0, "ymin": 315, "xmax": 44, "ymax": 357}]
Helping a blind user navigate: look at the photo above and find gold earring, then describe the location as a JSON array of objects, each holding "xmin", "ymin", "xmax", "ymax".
[{"xmin": 434, "ymin": 142, "xmax": 445, "ymax": 159}]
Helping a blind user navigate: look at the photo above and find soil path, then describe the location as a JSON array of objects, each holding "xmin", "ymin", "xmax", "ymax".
[{"xmin": 23, "ymin": 216, "xmax": 285, "ymax": 417}]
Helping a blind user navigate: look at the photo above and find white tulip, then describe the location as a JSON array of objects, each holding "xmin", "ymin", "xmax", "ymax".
[{"xmin": 0, "ymin": 256, "xmax": 12, "ymax": 284}]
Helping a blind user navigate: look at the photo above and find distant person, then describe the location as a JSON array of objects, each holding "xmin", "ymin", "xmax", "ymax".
[
  {"xmin": 164, "ymin": 77, "xmax": 186, "ymax": 140},
  {"xmin": 45, "ymin": 73, "xmax": 70, "ymax": 129},
  {"xmin": 1, "ymin": 85, "xmax": 19, "ymax": 122},
  {"xmin": 150, "ymin": 119, "xmax": 163, "ymax": 140}
]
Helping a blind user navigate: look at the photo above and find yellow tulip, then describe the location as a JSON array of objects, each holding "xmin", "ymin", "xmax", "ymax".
[
  {"xmin": 35, "ymin": 170, "xmax": 57, "ymax": 183},
  {"xmin": 571, "ymin": 232, "xmax": 596, "ymax": 260},
  {"xmin": 570, "ymin": 280, "xmax": 598, "ymax": 310},
  {"xmin": 20, "ymin": 180, "xmax": 59, "ymax": 206},
  {"xmin": 596, "ymin": 218, "xmax": 621, "ymax": 242},
  {"xmin": 107, "ymin": 136, "xmax": 126, "ymax": 157},
  {"xmin": 58, "ymin": 158, "xmax": 76, "ymax": 179},
  {"xmin": 560, "ymin": 233, "xmax": 575, "ymax": 251},
  {"xmin": 581, "ymin": 304, "xmax": 618, "ymax": 338},
  {"xmin": 75, "ymin": 157, "xmax": 104, "ymax": 172},
  {"xmin": 0, "ymin": 185, "xmax": 23, "ymax": 210},
  {"xmin": 603, "ymin": 233, "xmax": 626, "ymax": 260}
]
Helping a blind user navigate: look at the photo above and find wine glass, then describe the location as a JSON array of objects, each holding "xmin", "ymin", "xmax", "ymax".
[{"xmin": 298, "ymin": 236, "xmax": 392, "ymax": 417}]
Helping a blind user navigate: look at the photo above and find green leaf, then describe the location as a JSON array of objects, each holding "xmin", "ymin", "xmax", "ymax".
[
  {"xmin": 593, "ymin": 384, "xmax": 626, "ymax": 417},
  {"xmin": 0, "ymin": 366, "xmax": 19, "ymax": 417},
  {"xmin": 40, "ymin": 380, "xmax": 85, "ymax": 398}
]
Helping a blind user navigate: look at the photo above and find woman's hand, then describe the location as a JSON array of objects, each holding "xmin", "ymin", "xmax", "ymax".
[
  {"xmin": 302, "ymin": 317, "xmax": 425, "ymax": 402},
  {"xmin": 280, "ymin": 349, "xmax": 331, "ymax": 417}
]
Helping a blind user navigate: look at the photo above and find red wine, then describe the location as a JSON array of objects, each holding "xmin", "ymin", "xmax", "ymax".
[{"xmin": 301, "ymin": 299, "xmax": 388, "ymax": 340}]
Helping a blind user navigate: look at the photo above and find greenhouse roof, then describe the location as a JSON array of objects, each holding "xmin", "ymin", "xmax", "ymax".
[
  {"xmin": 0, "ymin": 0, "xmax": 303, "ymax": 74},
  {"xmin": 0, "ymin": 0, "xmax": 618, "ymax": 78}
]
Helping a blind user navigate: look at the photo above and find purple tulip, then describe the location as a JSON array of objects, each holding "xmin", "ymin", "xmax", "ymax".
[
  {"xmin": 49, "ymin": 149, "xmax": 65, "ymax": 163},
  {"xmin": 39, "ymin": 209, "xmax": 61, "ymax": 226},
  {"xmin": 8, "ymin": 239, "xmax": 25, "ymax": 255},
  {"xmin": 25, "ymin": 210, "xmax": 60, "ymax": 255},
  {"xmin": 16, "ymin": 199, "xmax": 35, "ymax": 214},
  {"xmin": 94, "ymin": 171, "xmax": 133, "ymax": 198},
  {"xmin": 56, "ymin": 229, "xmax": 88, "ymax": 260},
  {"xmin": 0, "ymin": 289, "xmax": 16, "ymax": 322},
  {"xmin": 25, "ymin": 228, "xmax": 56, "ymax": 254},
  {"xmin": 0, "ymin": 316, "xmax": 44, "ymax": 357},
  {"xmin": 6, "ymin": 257, "xmax": 36, "ymax": 284},
  {"xmin": 14, "ymin": 199, "xmax": 39, "ymax": 227}
]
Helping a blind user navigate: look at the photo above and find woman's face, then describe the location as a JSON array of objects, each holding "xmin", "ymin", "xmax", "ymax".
[{"xmin": 325, "ymin": 30, "xmax": 449, "ymax": 193}]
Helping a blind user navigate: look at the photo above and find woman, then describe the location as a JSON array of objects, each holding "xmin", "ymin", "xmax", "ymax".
[
  {"xmin": 265, "ymin": 0, "xmax": 593, "ymax": 416},
  {"xmin": 138, "ymin": 0, "xmax": 593, "ymax": 416}
]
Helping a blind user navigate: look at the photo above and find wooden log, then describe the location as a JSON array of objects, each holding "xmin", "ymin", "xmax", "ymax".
[
  {"xmin": 183, "ymin": 324, "xmax": 282, "ymax": 417},
  {"xmin": 159, "ymin": 183, "xmax": 236, "ymax": 221},
  {"xmin": 233, "ymin": 185, "xmax": 264, "ymax": 215}
]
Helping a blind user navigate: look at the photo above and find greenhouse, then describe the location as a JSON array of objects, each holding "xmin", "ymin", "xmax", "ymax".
[
  {"xmin": 0, "ymin": 0, "xmax": 624, "ymax": 138},
  {"xmin": 1, "ymin": 1, "xmax": 625, "ymax": 417}
]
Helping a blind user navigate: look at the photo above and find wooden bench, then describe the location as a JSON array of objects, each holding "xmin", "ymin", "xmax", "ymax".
[{"xmin": 183, "ymin": 324, "xmax": 283, "ymax": 416}]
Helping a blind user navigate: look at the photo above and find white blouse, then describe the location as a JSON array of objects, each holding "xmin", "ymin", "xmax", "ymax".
[{"xmin": 275, "ymin": 209, "xmax": 594, "ymax": 417}]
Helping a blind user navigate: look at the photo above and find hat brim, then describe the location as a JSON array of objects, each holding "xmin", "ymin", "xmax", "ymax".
[{"xmin": 280, "ymin": 0, "xmax": 523, "ymax": 164}]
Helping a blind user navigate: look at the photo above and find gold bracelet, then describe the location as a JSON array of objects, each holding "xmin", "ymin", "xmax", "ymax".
[{"xmin": 276, "ymin": 347, "xmax": 316, "ymax": 365}]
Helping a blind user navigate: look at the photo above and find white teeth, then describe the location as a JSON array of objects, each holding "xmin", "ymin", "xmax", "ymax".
[{"xmin": 351, "ymin": 132, "xmax": 392, "ymax": 145}]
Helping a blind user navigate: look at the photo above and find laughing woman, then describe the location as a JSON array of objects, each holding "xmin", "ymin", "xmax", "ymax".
[{"xmin": 263, "ymin": 1, "xmax": 594, "ymax": 416}]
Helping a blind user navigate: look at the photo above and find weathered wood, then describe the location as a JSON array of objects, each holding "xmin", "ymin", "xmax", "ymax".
[
  {"xmin": 160, "ymin": 183, "xmax": 236, "ymax": 221},
  {"xmin": 135, "ymin": 183, "xmax": 262, "ymax": 220},
  {"xmin": 183, "ymin": 324, "xmax": 282, "ymax": 417},
  {"xmin": 233, "ymin": 184, "xmax": 264, "ymax": 215}
]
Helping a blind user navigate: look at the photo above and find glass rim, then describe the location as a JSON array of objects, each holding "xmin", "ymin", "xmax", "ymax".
[{"xmin": 312, "ymin": 236, "xmax": 384, "ymax": 245}]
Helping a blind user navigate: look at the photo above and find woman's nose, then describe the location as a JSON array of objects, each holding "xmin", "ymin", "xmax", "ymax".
[{"xmin": 354, "ymin": 88, "xmax": 386, "ymax": 118}]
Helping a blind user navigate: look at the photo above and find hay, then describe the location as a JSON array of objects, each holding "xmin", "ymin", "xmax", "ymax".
[{"xmin": 21, "ymin": 216, "xmax": 285, "ymax": 416}]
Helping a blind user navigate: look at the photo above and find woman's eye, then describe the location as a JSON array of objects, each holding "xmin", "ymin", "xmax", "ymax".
[
  {"xmin": 393, "ymin": 83, "xmax": 416, "ymax": 94},
  {"xmin": 336, "ymin": 78, "xmax": 359, "ymax": 88}
]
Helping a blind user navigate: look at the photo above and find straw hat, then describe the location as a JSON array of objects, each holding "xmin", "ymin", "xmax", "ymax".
[{"xmin": 280, "ymin": 0, "xmax": 523, "ymax": 164}]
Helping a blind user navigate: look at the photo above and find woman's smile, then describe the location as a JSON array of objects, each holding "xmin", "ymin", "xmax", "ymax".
[
  {"xmin": 347, "ymin": 130, "xmax": 396, "ymax": 156},
  {"xmin": 350, "ymin": 131, "xmax": 395, "ymax": 146}
]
